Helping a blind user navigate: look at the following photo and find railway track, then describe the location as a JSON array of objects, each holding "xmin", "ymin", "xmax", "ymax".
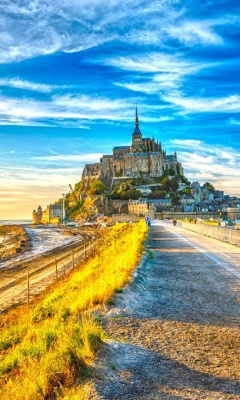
[{"xmin": 0, "ymin": 236, "xmax": 96, "ymax": 314}]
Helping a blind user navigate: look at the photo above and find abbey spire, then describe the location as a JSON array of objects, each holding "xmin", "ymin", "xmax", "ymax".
[
  {"xmin": 132, "ymin": 104, "xmax": 142, "ymax": 137},
  {"xmin": 135, "ymin": 104, "xmax": 139, "ymax": 127}
]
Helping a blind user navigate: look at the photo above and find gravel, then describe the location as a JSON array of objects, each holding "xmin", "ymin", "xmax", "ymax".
[{"xmin": 88, "ymin": 222, "xmax": 240, "ymax": 400}]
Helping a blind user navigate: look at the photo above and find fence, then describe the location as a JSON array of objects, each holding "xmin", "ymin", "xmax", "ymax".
[
  {"xmin": 0, "ymin": 237, "xmax": 98, "ymax": 312},
  {"xmin": 182, "ymin": 222, "xmax": 240, "ymax": 246}
]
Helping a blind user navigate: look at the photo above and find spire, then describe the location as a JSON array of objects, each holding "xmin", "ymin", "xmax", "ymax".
[
  {"xmin": 135, "ymin": 104, "xmax": 139, "ymax": 127},
  {"xmin": 132, "ymin": 103, "xmax": 142, "ymax": 137}
]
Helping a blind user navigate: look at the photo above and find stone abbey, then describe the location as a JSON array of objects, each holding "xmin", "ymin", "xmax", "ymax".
[{"xmin": 81, "ymin": 106, "xmax": 183, "ymax": 187}]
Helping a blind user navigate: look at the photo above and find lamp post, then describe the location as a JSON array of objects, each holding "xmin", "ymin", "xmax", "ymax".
[{"xmin": 62, "ymin": 193, "xmax": 65, "ymax": 224}]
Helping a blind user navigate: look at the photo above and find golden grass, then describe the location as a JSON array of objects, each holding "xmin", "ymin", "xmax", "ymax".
[{"xmin": 0, "ymin": 221, "xmax": 147, "ymax": 399}]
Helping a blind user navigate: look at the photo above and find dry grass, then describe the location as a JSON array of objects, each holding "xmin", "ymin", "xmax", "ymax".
[{"xmin": 0, "ymin": 221, "xmax": 147, "ymax": 399}]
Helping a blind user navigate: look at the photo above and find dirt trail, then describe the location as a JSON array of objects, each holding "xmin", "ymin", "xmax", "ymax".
[{"xmin": 89, "ymin": 222, "xmax": 240, "ymax": 400}]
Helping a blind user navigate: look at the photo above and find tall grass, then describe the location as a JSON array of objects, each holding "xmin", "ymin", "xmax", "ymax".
[{"xmin": 0, "ymin": 221, "xmax": 147, "ymax": 399}]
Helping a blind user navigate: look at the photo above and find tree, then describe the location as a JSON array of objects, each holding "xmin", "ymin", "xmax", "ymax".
[
  {"xmin": 203, "ymin": 182, "xmax": 215, "ymax": 192},
  {"xmin": 74, "ymin": 181, "xmax": 82, "ymax": 191},
  {"xmin": 182, "ymin": 188, "xmax": 191, "ymax": 195},
  {"xmin": 171, "ymin": 196, "xmax": 181, "ymax": 205},
  {"xmin": 155, "ymin": 190, "xmax": 167, "ymax": 199},
  {"xmin": 170, "ymin": 177, "xmax": 179, "ymax": 192},
  {"xmin": 161, "ymin": 178, "xmax": 171, "ymax": 191},
  {"xmin": 89, "ymin": 180, "xmax": 106, "ymax": 195},
  {"xmin": 120, "ymin": 189, "xmax": 141, "ymax": 200},
  {"xmin": 177, "ymin": 175, "xmax": 191, "ymax": 185}
]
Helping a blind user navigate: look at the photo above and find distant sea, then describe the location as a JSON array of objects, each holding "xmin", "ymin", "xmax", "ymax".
[{"xmin": 0, "ymin": 219, "xmax": 31, "ymax": 226}]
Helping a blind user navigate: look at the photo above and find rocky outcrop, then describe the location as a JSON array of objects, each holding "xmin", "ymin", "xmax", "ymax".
[{"xmin": 0, "ymin": 225, "xmax": 30, "ymax": 261}]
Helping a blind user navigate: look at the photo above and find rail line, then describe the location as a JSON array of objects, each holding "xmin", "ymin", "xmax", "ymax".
[{"xmin": 0, "ymin": 236, "xmax": 97, "ymax": 314}]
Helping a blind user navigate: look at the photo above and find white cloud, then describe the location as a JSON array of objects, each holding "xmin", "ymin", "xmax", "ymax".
[
  {"xmin": 166, "ymin": 20, "xmax": 223, "ymax": 45},
  {"xmin": 168, "ymin": 139, "xmax": 240, "ymax": 196},
  {"xmin": 164, "ymin": 92, "xmax": 240, "ymax": 113},
  {"xmin": 115, "ymin": 76, "xmax": 178, "ymax": 95},
  {"xmin": 32, "ymin": 153, "xmax": 103, "ymax": 162},
  {"xmin": 1, "ymin": 1, "xmax": 235, "ymax": 64},
  {"xmin": 105, "ymin": 52, "xmax": 206, "ymax": 74},
  {"xmin": 0, "ymin": 93, "xmax": 135, "ymax": 125},
  {"xmin": 0, "ymin": 78, "xmax": 57, "ymax": 92},
  {"xmin": 111, "ymin": 53, "xmax": 218, "ymax": 100},
  {"xmin": 229, "ymin": 118, "xmax": 240, "ymax": 125}
]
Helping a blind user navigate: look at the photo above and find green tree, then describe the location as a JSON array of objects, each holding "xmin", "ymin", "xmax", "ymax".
[
  {"xmin": 120, "ymin": 189, "xmax": 141, "ymax": 200},
  {"xmin": 161, "ymin": 178, "xmax": 171, "ymax": 191},
  {"xmin": 155, "ymin": 190, "xmax": 167, "ymax": 199},
  {"xmin": 89, "ymin": 180, "xmax": 106, "ymax": 195},
  {"xmin": 177, "ymin": 175, "xmax": 191, "ymax": 185},
  {"xmin": 182, "ymin": 188, "xmax": 191, "ymax": 195},
  {"xmin": 203, "ymin": 182, "xmax": 215, "ymax": 192},
  {"xmin": 170, "ymin": 177, "xmax": 179, "ymax": 192},
  {"xmin": 171, "ymin": 196, "xmax": 181, "ymax": 205}
]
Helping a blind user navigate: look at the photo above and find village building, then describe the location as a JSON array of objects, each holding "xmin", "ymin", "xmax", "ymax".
[{"xmin": 32, "ymin": 204, "xmax": 62, "ymax": 225}]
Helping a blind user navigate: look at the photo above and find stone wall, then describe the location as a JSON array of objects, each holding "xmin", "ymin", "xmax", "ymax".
[
  {"xmin": 154, "ymin": 211, "xmax": 222, "ymax": 220},
  {"xmin": 112, "ymin": 214, "xmax": 142, "ymax": 223}
]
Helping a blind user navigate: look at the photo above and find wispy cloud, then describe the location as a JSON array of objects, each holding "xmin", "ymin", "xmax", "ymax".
[
  {"xmin": 163, "ymin": 93, "xmax": 240, "ymax": 113},
  {"xmin": 165, "ymin": 20, "xmax": 223, "ymax": 45},
  {"xmin": 0, "ymin": 78, "xmax": 57, "ymax": 92},
  {"xmin": 1, "ymin": 1, "xmax": 236, "ymax": 64},
  {"xmin": 229, "ymin": 118, "xmax": 240, "ymax": 125},
  {"xmin": 31, "ymin": 153, "xmax": 103, "ymax": 162},
  {"xmin": 169, "ymin": 139, "xmax": 240, "ymax": 195},
  {"xmin": 104, "ymin": 52, "xmax": 209, "ymax": 74},
  {"xmin": 0, "ymin": 94, "xmax": 134, "ymax": 126}
]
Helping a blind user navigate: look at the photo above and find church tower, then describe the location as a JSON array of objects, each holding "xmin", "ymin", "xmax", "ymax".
[{"xmin": 131, "ymin": 105, "xmax": 143, "ymax": 153}]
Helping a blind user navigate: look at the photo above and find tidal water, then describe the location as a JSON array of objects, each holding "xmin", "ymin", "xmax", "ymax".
[{"xmin": 0, "ymin": 219, "xmax": 31, "ymax": 226}]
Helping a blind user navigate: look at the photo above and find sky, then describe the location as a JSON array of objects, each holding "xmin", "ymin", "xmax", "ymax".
[{"xmin": 0, "ymin": 0, "xmax": 240, "ymax": 219}]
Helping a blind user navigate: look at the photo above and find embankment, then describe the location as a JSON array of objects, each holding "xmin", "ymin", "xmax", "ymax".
[{"xmin": 0, "ymin": 225, "xmax": 30, "ymax": 261}]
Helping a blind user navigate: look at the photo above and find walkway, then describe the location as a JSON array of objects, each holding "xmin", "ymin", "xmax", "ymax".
[{"xmin": 91, "ymin": 221, "xmax": 240, "ymax": 400}]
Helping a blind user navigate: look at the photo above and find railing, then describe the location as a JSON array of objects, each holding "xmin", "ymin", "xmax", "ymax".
[
  {"xmin": 0, "ymin": 237, "xmax": 98, "ymax": 312},
  {"xmin": 181, "ymin": 222, "xmax": 240, "ymax": 246}
]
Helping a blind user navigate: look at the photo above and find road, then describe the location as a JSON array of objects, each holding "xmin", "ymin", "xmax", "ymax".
[
  {"xmin": 92, "ymin": 220, "xmax": 240, "ymax": 400},
  {"xmin": 164, "ymin": 220, "xmax": 240, "ymax": 280}
]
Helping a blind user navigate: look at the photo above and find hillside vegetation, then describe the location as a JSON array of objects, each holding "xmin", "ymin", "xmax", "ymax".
[
  {"xmin": 59, "ymin": 174, "xmax": 191, "ymax": 220},
  {"xmin": 0, "ymin": 221, "xmax": 147, "ymax": 400}
]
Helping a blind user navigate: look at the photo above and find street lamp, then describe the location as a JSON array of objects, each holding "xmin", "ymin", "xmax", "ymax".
[{"xmin": 62, "ymin": 193, "xmax": 65, "ymax": 223}]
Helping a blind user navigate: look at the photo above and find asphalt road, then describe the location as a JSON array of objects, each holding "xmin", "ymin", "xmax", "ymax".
[
  {"xmin": 92, "ymin": 220, "xmax": 240, "ymax": 400},
  {"xmin": 160, "ymin": 220, "xmax": 240, "ymax": 281}
]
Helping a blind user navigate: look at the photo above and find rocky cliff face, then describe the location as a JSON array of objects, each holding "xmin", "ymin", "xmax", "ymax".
[{"xmin": 0, "ymin": 225, "xmax": 30, "ymax": 260}]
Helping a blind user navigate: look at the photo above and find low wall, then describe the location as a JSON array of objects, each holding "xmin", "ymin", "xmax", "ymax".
[
  {"xmin": 182, "ymin": 222, "xmax": 240, "ymax": 246},
  {"xmin": 154, "ymin": 211, "xmax": 221, "ymax": 220},
  {"xmin": 112, "ymin": 214, "xmax": 142, "ymax": 223}
]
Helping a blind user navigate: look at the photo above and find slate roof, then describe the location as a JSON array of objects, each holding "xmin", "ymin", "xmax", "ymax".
[
  {"xmin": 113, "ymin": 146, "xmax": 130, "ymax": 150},
  {"xmin": 132, "ymin": 126, "xmax": 142, "ymax": 135}
]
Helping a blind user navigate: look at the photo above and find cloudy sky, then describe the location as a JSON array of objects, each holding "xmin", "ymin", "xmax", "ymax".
[{"xmin": 0, "ymin": 0, "xmax": 240, "ymax": 219}]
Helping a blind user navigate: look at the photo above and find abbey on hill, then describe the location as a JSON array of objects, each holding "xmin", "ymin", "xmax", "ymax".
[{"xmin": 81, "ymin": 107, "xmax": 183, "ymax": 188}]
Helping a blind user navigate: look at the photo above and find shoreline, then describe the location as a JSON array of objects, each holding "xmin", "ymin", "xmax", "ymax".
[{"xmin": 0, "ymin": 225, "xmax": 30, "ymax": 261}]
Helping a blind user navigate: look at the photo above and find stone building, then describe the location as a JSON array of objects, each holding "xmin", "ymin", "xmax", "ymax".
[
  {"xmin": 81, "ymin": 163, "xmax": 101, "ymax": 189},
  {"xmin": 82, "ymin": 107, "xmax": 183, "ymax": 186},
  {"xmin": 32, "ymin": 204, "xmax": 62, "ymax": 225},
  {"xmin": 32, "ymin": 205, "xmax": 42, "ymax": 224}
]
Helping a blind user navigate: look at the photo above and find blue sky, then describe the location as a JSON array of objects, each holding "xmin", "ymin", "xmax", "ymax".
[{"xmin": 0, "ymin": 0, "xmax": 240, "ymax": 218}]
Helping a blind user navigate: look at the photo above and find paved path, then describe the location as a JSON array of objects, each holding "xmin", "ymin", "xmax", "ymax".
[
  {"xmin": 91, "ymin": 221, "xmax": 240, "ymax": 400},
  {"xmin": 172, "ymin": 221, "xmax": 240, "ymax": 280}
]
